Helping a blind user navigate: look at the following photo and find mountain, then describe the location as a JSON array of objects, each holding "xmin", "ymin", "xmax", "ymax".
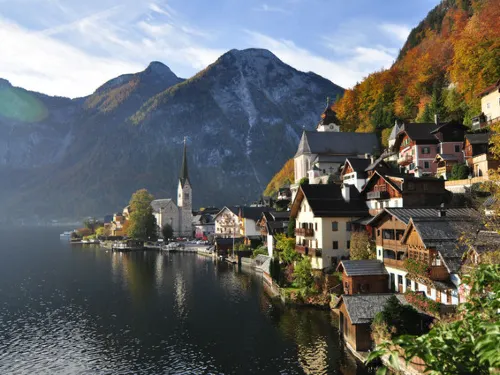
[
  {"xmin": 0, "ymin": 49, "xmax": 343, "ymax": 223},
  {"xmin": 333, "ymin": 0, "xmax": 499, "ymax": 135}
]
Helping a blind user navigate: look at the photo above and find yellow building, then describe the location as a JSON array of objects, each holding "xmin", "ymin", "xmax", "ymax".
[
  {"xmin": 290, "ymin": 184, "xmax": 369, "ymax": 270},
  {"xmin": 473, "ymin": 79, "xmax": 500, "ymax": 129}
]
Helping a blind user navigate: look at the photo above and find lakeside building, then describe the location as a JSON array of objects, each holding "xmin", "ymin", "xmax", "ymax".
[
  {"xmin": 290, "ymin": 184, "xmax": 369, "ymax": 269},
  {"xmin": 257, "ymin": 211, "xmax": 290, "ymax": 257},
  {"xmin": 193, "ymin": 212, "xmax": 215, "ymax": 239},
  {"xmin": 336, "ymin": 260, "xmax": 388, "ymax": 295},
  {"xmin": 151, "ymin": 140, "xmax": 193, "ymax": 237},
  {"xmin": 214, "ymin": 206, "xmax": 241, "ymax": 238}
]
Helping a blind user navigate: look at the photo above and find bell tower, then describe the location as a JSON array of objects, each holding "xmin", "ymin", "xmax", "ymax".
[
  {"xmin": 316, "ymin": 97, "xmax": 340, "ymax": 132},
  {"xmin": 178, "ymin": 137, "xmax": 193, "ymax": 236}
]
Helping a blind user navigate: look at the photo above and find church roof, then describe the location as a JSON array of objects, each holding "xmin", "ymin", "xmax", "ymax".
[
  {"xmin": 151, "ymin": 199, "xmax": 177, "ymax": 213},
  {"xmin": 180, "ymin": 140, "xmax": 190, "ymax": 187},
  {"xmin": 294, "ymin": 131, "xmax": 380, "ymax": 157}
]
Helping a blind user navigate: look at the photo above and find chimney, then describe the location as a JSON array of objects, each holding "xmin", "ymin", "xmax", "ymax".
[
  {"xmin": 370, "ymin": 155, "xmax": 375, "ymax": 164},
  {"xmin": 364, "ymin": 153, "xmax": 370, "ymax": 160},
  {"xmin": 341, "ymin": 184, "xmax": 350, "ymax": 203},
  {"xmin": 434, "ymin": 114, "xmax": 439, "ymax": 125}
]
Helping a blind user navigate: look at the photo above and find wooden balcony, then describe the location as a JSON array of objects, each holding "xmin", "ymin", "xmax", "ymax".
[
  {"xmin": 383, "ymin": 258, "xmax": 405, "ymax": 270},
  {"xmin": 398, "ymin": 154, "xmax": 413, "ymax": 165},
  {"xmin": 295, "ymin": 245, "xmax": 314, "ymax": 256},
  {"xmin": 295, "ymin": 228, "xmax": 314, "ymax": 237},
  {"xmin": 367, "ymin": 190, "xmax": 390, "ymax": 200},
  {"xmin": 429, "ymin": 266, "xmax": 449, "ymax": 281}
]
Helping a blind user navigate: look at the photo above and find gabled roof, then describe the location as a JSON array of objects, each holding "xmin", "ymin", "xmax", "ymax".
[
  {"xmin": 365, "ymin": 152, "xmax": 392, "ymax": 172},
  {"xmin": 240, "ymin": 206, "xmax": 273, "ymax": 222},
  {"xmin": 464, "ymin": 132, "xmax": 491, "ymax": 145},
  {"xmin": 388, "ymin": 122, "xmax": 404, "ymax": 141},
  {"xmin": 396, "ymin": 123, "xmax": 440, "ymax": 143},
  {"xmin": 470, "ymin": 230, "xmax": 500, "ymax": 254},
  {"xmin": 334, "ymin": 294, "xmax": 410, "ymax": 325},
  {"xmin": 368, "ymin": 207, "xmax": 476, "ymax": 226},
  {"xmin": 291, "ymin": 184, "xmax": 369, "ymax": 218},
  {"xmin": 430, "ymin": 121, "xmax": 467, "ymax": 134},
  {"xmin": 295, "ymin": 131, "xmax": 380, "ymax": 157},
  {"xmin": 151, "ymin": 199, "xmax": 177, "ymax": 213},
  {"xmin": 360, "ymin": 171, "xmax": 403, "ymax": 196},
  {"xmin": 345, "ymin": 157, "xmax": 372, "ymax": 172},
  {"xmin": 213, "ymin": 206, "xmax": 240, "ymax": 220},
  {"xmin": 477, "ymin": 79, "xmax": 500, "ymax": 97},
  {"xmin": 337, "ymin": 260, "xmax": 387, "ymax": 276}
]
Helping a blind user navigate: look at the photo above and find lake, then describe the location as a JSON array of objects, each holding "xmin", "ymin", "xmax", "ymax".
[{"xmin": 0, "ymin": 227, "xmax": 372, "ymax": 375}]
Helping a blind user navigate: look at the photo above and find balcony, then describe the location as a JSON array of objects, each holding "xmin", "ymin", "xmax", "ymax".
[
  {"xmin": 295, "ymin": 227, "xmax": 314, "ymax": 237},
  {"xmin": 383, "ymin": 258, "xmax": 405, "ymax": 269},
  {"xmin": 295, "ymin": 245, "xmax": 315, "ymax": 256},
  {"xmin": 367, "ymin": 190, "xmax": 390, "ymax": 200},
  {"xmin": 398, "ymin": 154, "xmax": 413, "ymax": 165}
]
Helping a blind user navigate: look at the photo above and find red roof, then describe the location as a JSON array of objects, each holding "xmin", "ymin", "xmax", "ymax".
[{"xmin": 477, "ymin": 79, "xmax": 500, "ymax": 98}]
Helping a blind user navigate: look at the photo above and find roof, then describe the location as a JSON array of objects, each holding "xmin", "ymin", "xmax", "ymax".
[
  {"xmin": 476, "ymin": 79, "xmax": 500, "ymax": 97},
  {"xmin": 295, "ymin": 131, "xmax": 380, "ymax": 157},
  {"xmin": 317, "ymin": 106, "xmax": 340, "ymax": 127},
  {"xmin": 350, "ymin": 216, "xmax": 374, "ymax": 226},
  {"xmin": 433, "ymin": 154, "xmax": 458, "ymax": 162},
  {"xmin": 365, "ymin": 152, "xmax": 392, "ymax": 172},
  {"xmin": 313, "ymin": 154, "xmax": 352, "ymax": 164},
  {"xmin": 435, "ymin": 242, "xmax": 467, "ymax": 274},
  {"xmin": 471, "ymin": 230, "xmax": 500, "ymax": 254},
  {"xmin": 151, "ymin": 199, "xmax": 177, "ymax": 213},
  {"xmin": 465, "ymin": 132, "xmax": 491, "ymax": 145},
  {"xmin": 368, "ymin": 207, "xmax": 477, "ymax": 226},
  {"xmin": 240, "ymin": 206, "xmax": 273, "ymax": 222},
  {"xmin": 179, "ymin": 140, "xmax": 190, "ymax": 187},
  {"xmin": 398, "ymin": 123, "xmax": 439, "ymax": 143},
  {"xmin": 337, "ymin": 260, "xmax": 387, "ymax": 276},
  {"xmin": 430, "ymin": 121, "xmax": 467, "ymax": 134},
  {"xmin": 388, "ymin": 122, "xmax": 404, "ymax": 141},
  {"xmin": 336, "ymin": 294, "xmax": 410, "ymax": 325},
  {"xmin": 291, "ymin": 184, "xmax": 369, "ymax": 218},
  {"xmin": 213, "ymin": 206, "xmax": 240, "ymax": 220},
  {"xmin": 346, "ymin": 157, "xmax": 372, "ymax": 172}
]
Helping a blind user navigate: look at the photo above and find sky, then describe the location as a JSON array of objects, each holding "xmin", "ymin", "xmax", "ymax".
[{"xmin": 0, "ymin": 0, "xmax": 440, "ymax": 98}]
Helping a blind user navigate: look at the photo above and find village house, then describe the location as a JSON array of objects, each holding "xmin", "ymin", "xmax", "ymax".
[
  {"xmin": 107, "ymin": 212, "xmax": 127, "ymax": 236},
  {"xmin": 472, "ymin": 79, "xmax": 500, "ymax": 130},
  {"xmin": 334, "ymin": 294, "xmax": 411, "ymax": 352},
  {"xmin": 392, "ymin": 120, "xmax": 466, "ymax": 177},
  {"xmin": 257, "ymin": 211, "xmax": 289, "ymax": 257},
  {"xmin": 214, "ymin": 206, "xmax": 241, "ymax": 238},
  {"xmin": 361, "ymin": 171, "xmax": 448, "ymax": 215},
  {"xmin": 290, "ymin": 184, "xmax": 369, "ymax": 269},
  {"xmin": 463, "ymin": 132, "xmax": 500, "ymax": 178},
  {"xmin": 336, "ymin": 260, "xmax": 389, "ymax": 295},
  {"xmin": 368, "ymin": 207, "xmax": 476, "ymax": 297},
  {"xmin": 340, "ymin": 157, "xmax": 390, "ymax": 192},
  {"xmin": 192, "ymin": 212, "xmax": 215, "ymax": 240}
]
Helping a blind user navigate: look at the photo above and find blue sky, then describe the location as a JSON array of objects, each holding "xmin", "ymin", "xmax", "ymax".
[{"xmin": 0, "ymin": 0, "xmax": 440, "ymax": 98}]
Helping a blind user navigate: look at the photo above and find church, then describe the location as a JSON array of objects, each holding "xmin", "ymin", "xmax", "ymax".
[
  {"xmin": 151, "ymin": 140, "xmax": 193, "ymax": 238},
  {"xmin": 291, "ymin": 104, "xmax": 380, "ymax": 199}
]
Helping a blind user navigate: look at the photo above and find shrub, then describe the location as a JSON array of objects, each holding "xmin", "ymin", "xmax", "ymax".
[
  {"xmin": 252, "ymin": 246, "xmax": 268, "ymax": 258},
  {"xmin": 450, "ymin": 163, "xmax": 470, "ymax": 180},
  {"xmin": 404, "ymin": 290, "xmax": 440, "ymax": 315},
  {"xmin": 293, "ymin": 256, "xmax": 314, "ymax": 288}
]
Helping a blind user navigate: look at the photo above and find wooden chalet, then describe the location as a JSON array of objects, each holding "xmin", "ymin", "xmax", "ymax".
[
  {"xmin": 336, "ymin": 260, "xmax": 388, "ymax": 295},
  {"xmin": 463, "ymin": 133, "xmax": 499, "ymax": 178},
  {"xmin": 433, "ymin": 154, "xmax": 459, "ymax": 179}
]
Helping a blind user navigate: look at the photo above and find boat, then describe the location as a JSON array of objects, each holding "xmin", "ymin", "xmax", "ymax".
[{"xmin": 60, "ymin": 231, "xmax": 73, "ymax": 237}]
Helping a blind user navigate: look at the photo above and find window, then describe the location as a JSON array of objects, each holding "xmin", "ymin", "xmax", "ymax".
[
  {"xmin": 406, "ymin": 278, "xmax": 411, "ymax": 289},
  {"xmin": 486, "ymin": 102, "xmax": 491, "ymax": 109},
  {"xmin": 347, "ymin": 241, "xmax": 350, "ymax": 249},
  {"xmin": 424, "ymin": 161, "xmax": 430, "ymax": 169},
  {"xmin": 407, "ymin": 182, "xmax": 415, "ymax": 190},
  {"xmin": 423, "ymin": 183, "xmax": 429, "ymax": 191},
  {"xmin": 398, "ymin": 275, "xmax": 403, "ymax": 285},
  {"xmin": 427, "ymin": 285, "xmax": 432, "ymax": 296},
  {"xmin": 332, "ymin": 222, "xmax": 338, "ymax": 231},
  {"xmin": 447, "ymin": 291, "xmax": 452, "ymax": 304},
  {"xmin": 422, "ymin": 147, "xmax": 430, "ymax": 154},
  {"xmin": 346, "ymin": 222, "xmax": 352, "ymax": 232},
  {"xmin": 396, "ymin": 230, "xmax": 405, "ymax": 240},
  {"xmin": 377, "ymin": 229, "xmax": 381, "ymax": 237},
  {"xmin": 378, "ymin": 249, "xmax": 382, "ymax": 257},
  {"xmin": 333, "ymin": 241, "xmax": 338, "ymax": 249},
  {"xmin": 382, "ymin": 229, "xmax": 395, "ymax": 240},
  {"xmin": 315, "ymin": 223, "xmax": 317, "ymax": 231},
  {"xmin": 454, "ymin": 145, "xmax": 460, "ymax": 153},
  {"xmin": 432, "ymin": 255, "xmax": 442, "ymax": 266}
]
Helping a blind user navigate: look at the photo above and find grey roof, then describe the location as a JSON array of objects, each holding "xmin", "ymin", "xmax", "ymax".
[
  {"xmin": 483, "ymin": 196, "xmax": 497, "ymax": 208},
  {"xmin": 410, "ymin": 217, "xmax": 479, "ymax": 247},
  {"xmin": 295, "ymin": 131, "xmax": 380, "ymax": 157},
  {"xmin": 240, "ymin": 206, "xmax": 273, "ymax": 221},
  {"xmin": 465, "ymin": 132, "xmax": 491, "ymax": 145},
  {"xmin": 398, "ymin": 123, "xmax": 440, "ymax": 143},
  {"xmin": 471, "ymin": 230, "xmax": 500, "ymax": 254},
  {"xmin": 434, "ymin": 154, "xmax": 458, "ymax": 162},
  {"xmin": 377, "ymin": 207, "xmax": 477, "ymax": 225},
  {"xmin": 339, "ymin": 294, "xmax": 410, "ymax": 325},
  {"xmin": 338, "ymin": 260, "xmax": 387, "ymax": 276},
  {"xmin": 346, "ymin": 157, "xmax": 372, "ymax": 172},
  {"xmin": 436, "ymin": 242, "xmax": 467, "ymax": 274},
  {"xmin": 432, "ymin": 280, "xmax": 457, "ymax": 291},
  {"xmin": 388, "ymin": 123, "xmax": 404, "ymax": 141},
  {"xmin": 365, "ymin": 152, "xmax": 392, "ymax": 171},
  {"xmin": 151, "ymin": 199, "xmax": 177, "ymax": 213},
  {"xmin": 351, "ymin": 216, "xmax": 374, "ymax": 226},
  {"xmin": 313, "ymin": 154, "xmax": 351, "ymax": 163}
]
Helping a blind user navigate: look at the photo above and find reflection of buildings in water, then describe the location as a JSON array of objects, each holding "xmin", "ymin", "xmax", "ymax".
[
  {"xmin": 155, "ymin": 253, "xmax": 164, "ymax": 289},
  {"xmin": 297, "ymin": 337, "xmax": 329, "ymax": 375},
  {"xmin": 111, "ymin": 252, "xmax": 128, "ymax": 290},
  {"xmin": 174, "ymin": 272, "xmax": 187, "ymax": 318},
  {"xmin": 110, "ymin": 252, "xmax": 156, "ymax": 302}
]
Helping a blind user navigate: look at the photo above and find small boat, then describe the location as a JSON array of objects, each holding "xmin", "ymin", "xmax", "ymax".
[{"xmin": 60, "ymin": 231, "xmax": 73, "ymax": 237}]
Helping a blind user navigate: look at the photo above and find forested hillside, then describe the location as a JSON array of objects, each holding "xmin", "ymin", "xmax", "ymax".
[
  {"xmin": 333, "ymin": 0, "xmax": 499, "ymax": 145},
  {"xmin": 263, "ymin": 159, "xmax": 294, "ymax": 197}
]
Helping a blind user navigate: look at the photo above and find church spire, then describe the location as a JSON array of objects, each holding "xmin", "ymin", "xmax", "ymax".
[{"xmin": 180, "ymin": 137, "xmax": 189, "ymax": 186}]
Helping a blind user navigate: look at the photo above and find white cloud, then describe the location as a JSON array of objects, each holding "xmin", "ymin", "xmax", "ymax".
[
  {"xmin": 253, "ymin": 4, "xmax": 289, "ymax": 14},
  {"xmin": 380, "ymin": 23, "xmax": 411, "ymax": 43}
]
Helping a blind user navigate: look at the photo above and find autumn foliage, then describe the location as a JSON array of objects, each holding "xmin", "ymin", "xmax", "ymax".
[
  {"xmin": 333, "ymin": 0, "xmax": 500, "ymax": 133},
  {"xmin": 264, "ymin": 159, "xmax": 294, "ymax": 197}
]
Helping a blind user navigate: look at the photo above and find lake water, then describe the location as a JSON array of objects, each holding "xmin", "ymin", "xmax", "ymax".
[{"xmin": 0, "ymin": 227, "xmax": 372, "ymax": 375}]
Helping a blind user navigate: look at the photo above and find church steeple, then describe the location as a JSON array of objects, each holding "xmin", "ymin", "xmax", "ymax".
[{"xmin": 179, "ymin": 137, "xmax": 190, "ymax": 187}]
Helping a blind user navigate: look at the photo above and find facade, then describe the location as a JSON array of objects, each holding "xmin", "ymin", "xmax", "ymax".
[
  {"xmin": 392, "ymin": 120, "xmax": 466, "ymax": 177},
  {"xmin": 361, "ymin": 171, "xmax": 448, "ymax": 215},
  {"xmin": 239, "ymin": 206, "xmax": 273, "ymax": 238},
  {"xmin": 463, "ymin": 133, "xmax": 500, "ymax": 178},
  {"xmin": 290, "ymin": 184, "xmax": 369, "ymax": 269},
  {"xmin": 193, "ymin": 213, "xmax": 215, "ymax": 239},
  {"xmin": 257, "ymin": 211, "xmax": 289, "ymax": 257},
  {"xmin": 472, "ymin": 80, "xmax": 500, "ymax": 129},
  {"xmin": 433, "ymin": 154, "xmax": 459, "ymax": 179},
  {"xmin": 336, "ymin": 260, "xmax": 389, "ymax": 295},
  {"xmin": 214, "ymin": 207, "xmax": 241, "ymax": 238},
  {"xmin": 152, "ymin": 140, "xmax": 193, "ymax": 237}
]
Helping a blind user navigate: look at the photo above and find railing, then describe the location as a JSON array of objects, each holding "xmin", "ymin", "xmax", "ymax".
[
  {"xmin": 367, "ymin": 191, "xmax": 390, "ymax": 200},
  {"xmin": 383, "ymin": 258, "xmax": 405, "ymax": 269},
  {"xmin": 295, "ymin": 228, "xmax": 314, "ymax": 237},
  {"xmin": 429, "ymin": 266, "xmax": 449, "ymax": 281},
  {"xmin": 295, "ymin": 245, "xmax": 314, "ymax": 256},
  {"xmin": 398, "ymin": 154, "xmax": 413, "ymax": 165}
]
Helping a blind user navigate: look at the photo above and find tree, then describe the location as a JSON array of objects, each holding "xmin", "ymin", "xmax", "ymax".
[
  {"xmin": 161, "ymin": 223, "xmax": 173, "ymax": 240},
  {"xmin": 83, "ymin": 218, "xmax": 100, "ymax": 234},
  {"xmin": 299, "ymin": 177, "xmax": 309, "ymax": 186},
  {"xmin": 275, "ymin": 233, "xmax": 299, "ymax": 265},
  {"xmin": 127, "ymin": 189, "xmax": 157, "ymax": 240},
  {"xmin": 95, "ymin": 226, "xmax": 110, "ymax": 237},
  {"xmin": 293, "ymin": 256, "xmax": 314, "ymax": 288},
  {"xmin": 367, "ymin": 265, "xmax": 500, "ymax": 375},
  {"xmin": 450, "ymin": 163, "xmax": 470, "ymax": 180},
  {"xmin": 349, "ymin": 231, "xmax": 375, "ymax": 260},
  {"xmin": 287, "ymin": 218, "xmax": 296, "ymax": 238}
]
